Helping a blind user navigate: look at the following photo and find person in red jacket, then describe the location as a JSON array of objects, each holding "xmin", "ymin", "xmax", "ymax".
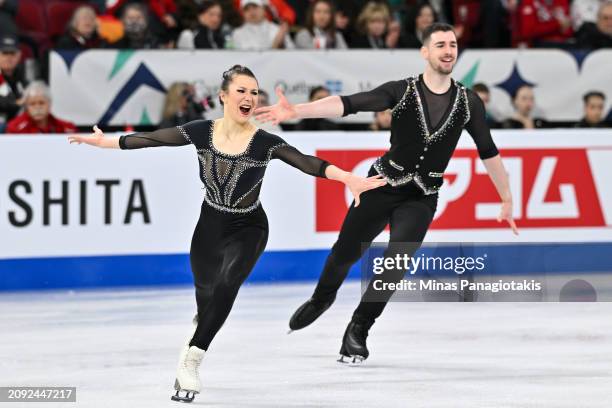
[
  {"xmin": 6, "ymin": 81, "xmax": 76, "ymax": 134},
  {"xmin": 509, "ymin": 0, "xmax": 573, "ymax": 47}
]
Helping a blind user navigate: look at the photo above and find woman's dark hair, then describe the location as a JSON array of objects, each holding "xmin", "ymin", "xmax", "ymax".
[
  {"xmin": 198, "ymin": 0, "xmax": 221, "ymax": 15},
  {"xmin": 305, "ymin": 0, "xmax": 337, "ymax": 38},
  {"xmin": 511, "ymin": 84, "xmax": 533, "ymax": 101},
  {"xmin": 404, "ymin": 2, "xmax": 438, "ymax": 37},
  {"xmin": 219, "ymin": 65, "xmax": 258, "ymax": 106}
]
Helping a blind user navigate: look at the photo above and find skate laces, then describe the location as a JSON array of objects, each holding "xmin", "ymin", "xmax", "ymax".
[{"xmin": 184, "ymin": 349, "xmax": 204, "ymax": 382}]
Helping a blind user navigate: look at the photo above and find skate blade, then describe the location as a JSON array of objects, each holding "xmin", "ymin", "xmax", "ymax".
[
  {"xmin": 337, "ymin": 354, "xmax": 365, "ymax": 366},
  {"xmin": 171, "ymin": 390, "xmax": 196, "ymax": 403},
  {"xmin": 287, "ymin": 329, "xmax": 294, "ymax": 334}
]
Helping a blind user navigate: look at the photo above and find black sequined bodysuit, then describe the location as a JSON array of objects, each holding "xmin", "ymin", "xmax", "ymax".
[
  {"xmin": 119, "ymin": 119, "xmax": 330, "ymax": 350},
  {"xmin": 120, "ymin": 119, "xmax": 329, "ymax": 213}
]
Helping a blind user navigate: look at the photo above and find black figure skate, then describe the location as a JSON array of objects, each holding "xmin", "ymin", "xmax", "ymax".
[
  {"xmin": 337, "ymin": 319, "xmax": 373, "ymax": 365},
  {"xmin": 288, "ymin": 296, "xmax": 335, "ymax": 331}
]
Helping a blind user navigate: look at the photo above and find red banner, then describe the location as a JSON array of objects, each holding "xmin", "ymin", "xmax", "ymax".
[{"xmin": 315, "ymin": 149, "xmax": 605, "ymax": 232}]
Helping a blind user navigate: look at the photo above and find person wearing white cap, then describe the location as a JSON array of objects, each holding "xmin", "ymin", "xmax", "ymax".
[{"xmin": 231, "ymin": 0, "xmax": 295, "ymax": 50}]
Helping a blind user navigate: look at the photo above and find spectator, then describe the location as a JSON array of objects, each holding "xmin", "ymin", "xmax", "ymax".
[
  {"xmin": 481, "ymin": 0, "xmax": 513, "ymax": 48},
  {"xmin": 351, "ymin": 2, "xmax": 401, "ymax": 49},
  {"xmin": 6, "ymin": 81, "xmax": 77, "ymax": 134},
  {"xmin": 295, "ymin": 86, "xmax": 339, "ymax": 130},
  {"xmin": 177, "ymin": 1, "xmax": 227, "ymax": 49},
  {"xmin": 510, "ymin": 0, "xmax": 573, "ymax": 47},
  {"xmin": 56, "ymin": 5, "xmax": 108, "ymax": 50},
  {"xmin": 575, "ymin": 91, "xmax": 609, "ymax": 127},
  {"xmin": 334, "ymin": 7, "xmax": 355, "ymax": 45},
  {"xmin": 576, "ymin": 1, "xmax": 612, "ymax": 49},
  {"xmin": 106, "ymin": 0, "xmax": 178, "ymax": 36},
  {"xmin": 571, "ymin": 0, "xmax": 608, "ymax": 31},
  {"xmin": 370, "ymin": 109, "xmax": 391, "ymax": 131},
  {"xmin": 0, "ymin": 0, "xmax": 18, "ymax": 37},
  {"xmin": 232, "ymin": 0, "xmax": 297, "ymax": 25},
  {"xmin": 231, "ymin": 0, "xmax": 294, "ymax": 50},
  {"xmin": 159, "ymin": 82, "xmax": 207, "ymax": 128},
  {"xmin": 501, "ymin": 85, "xmax": 548, "ymax": 129},
  {"xmin": 252, "ymin": 89, "xmax": 282, "ymax": 133},
  {"xmin": 472, "ymin": 82, "xmax": 499, "ymax": 128},
  {"xmin": 426, "ymin": 0, "xmax": 453, "ymax": 24},
  {"xmin": 402, "ymin": 2, "xmax": 437, "ymax": 48},
  {"xmin": 295, "ymin": 0, "xmax": 348, "ymax": 49},
  {"xmin": 110, "ymin": 3, "xmax": 161, "ymax": 49},
  {"xmin": 0, "ymin": 34, "xmax": 27, "ymax": 132}
]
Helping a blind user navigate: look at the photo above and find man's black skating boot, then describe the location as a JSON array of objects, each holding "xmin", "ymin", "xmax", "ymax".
[
  {"xmin": 288, "ymin": 295, "xmax": 335, "ymax": 331},
  {"xmin": 337, "ymin": 318, "xmax": 373, "ymax": 365}
]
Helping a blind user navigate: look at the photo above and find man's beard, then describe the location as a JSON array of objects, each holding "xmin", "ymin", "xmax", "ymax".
[{"xmin": 431, "ymin": 60, "xmax": 454, "ymax": 75}]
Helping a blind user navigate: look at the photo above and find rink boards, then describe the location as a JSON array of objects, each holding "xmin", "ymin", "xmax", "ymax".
[{"xmin": 1, "ymin": 129, "xmax": 612, "ymax": 290}]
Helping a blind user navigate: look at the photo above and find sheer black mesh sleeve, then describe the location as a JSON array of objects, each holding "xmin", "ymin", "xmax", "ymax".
[
  {"xmin": 340, "ymin": 80, "xmax": 408, "ymax": 116},
  {"xmin": 119, "ymin": 127, "xmax": 191, "ymax": 150},
  {"xmin": 465, "ymin": 90, "xmax": 499, "ymax": 160},
  {"xmin": 271, "ymin": 145, "xmax": 330, "ymax": 178}
]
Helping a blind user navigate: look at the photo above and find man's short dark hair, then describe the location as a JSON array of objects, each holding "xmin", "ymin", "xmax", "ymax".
[
  {"xmin": 473, "ymin": 83, "xmax": 490, "ymax": 94},
  {"xmin": 422, "ymin": 23, "xmax": 456, "ymax": 45},
  {"xmin": 583, "ymin": 91, "xmax": 605, "ymax": 104}
]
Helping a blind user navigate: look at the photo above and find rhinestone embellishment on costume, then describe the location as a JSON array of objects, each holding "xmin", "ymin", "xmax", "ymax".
[
  {"xmin": 185, "ymin": 123, "xmax": 288, "ymax": 214},
  {"xmin": 373, "ymin": 159, "xmax": 441, "ymax": 195},
  {"xmin": 375, "ymin": 76, "xmax": 470, "ymax": 195},
  {"xmin": 413, "ymin": 76, "xmax": 465, "ymax": 145}
]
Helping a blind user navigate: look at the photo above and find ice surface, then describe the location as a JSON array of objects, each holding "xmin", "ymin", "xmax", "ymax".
[{"xmin": 1, "ymin": 282, "xmax": 611, "ymax": 407}]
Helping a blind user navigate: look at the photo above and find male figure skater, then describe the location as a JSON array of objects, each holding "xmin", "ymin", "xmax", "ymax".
[{"xmin": 256, "ymin": 23, "xmax": 518, "ymax": 363}]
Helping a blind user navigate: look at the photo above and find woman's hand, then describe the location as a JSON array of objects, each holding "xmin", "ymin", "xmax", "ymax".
[
  {"xmin": 344, "ymin": 174, "xmax": 387, "ymax": 207},
  {"xmin": 68, "ymin": 125, "xmax": 119, "ymax": 149},
  {"xmin": 498, "ymin": 201, "xmax": 519, "ymax": 235},
  {"xmin": 254, "ymin": 88, "xmax": 297, "ymax": 125}
]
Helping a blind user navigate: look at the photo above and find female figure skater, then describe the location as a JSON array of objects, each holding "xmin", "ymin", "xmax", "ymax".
[
  {"xmin": 68, "ymin": 65, "xmax": 386, "ymax": 402},
  {"xmin": 255, "ymin": 23, "xmax": 518, "ymax": 364}
]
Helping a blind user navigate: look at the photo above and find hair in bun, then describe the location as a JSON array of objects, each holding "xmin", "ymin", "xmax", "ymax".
[{"xmin": 219, "ymin": 65, "xmax": 257, "ymax": 106}]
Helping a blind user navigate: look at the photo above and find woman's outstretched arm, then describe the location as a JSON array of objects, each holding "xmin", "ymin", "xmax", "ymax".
[
  {"xmin": 68, "ymin": 126, "xmax": 120, "ymax": 148},
  {"xmin": 272, "ymin": 144, "xmax": 386, "ymax": 207},
  {"xmin": 68, "ymin": 125, "xmax": 190, "ymax": 149}
]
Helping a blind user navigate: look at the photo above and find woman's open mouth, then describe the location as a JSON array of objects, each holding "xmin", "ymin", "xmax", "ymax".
[{"xmin": 239, "ymin": 105, "xmax": 252, "ymax": 116}]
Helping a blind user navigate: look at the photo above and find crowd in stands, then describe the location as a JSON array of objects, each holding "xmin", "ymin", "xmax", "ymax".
[{"xmin": 0, "ymin": 0, "xmax": 611, "ymax": 133}]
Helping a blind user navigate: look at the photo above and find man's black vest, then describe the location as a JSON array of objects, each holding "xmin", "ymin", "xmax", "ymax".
[{"xmin": 374, "ymin": 75, "xmax": 471, "ymax": 195}]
